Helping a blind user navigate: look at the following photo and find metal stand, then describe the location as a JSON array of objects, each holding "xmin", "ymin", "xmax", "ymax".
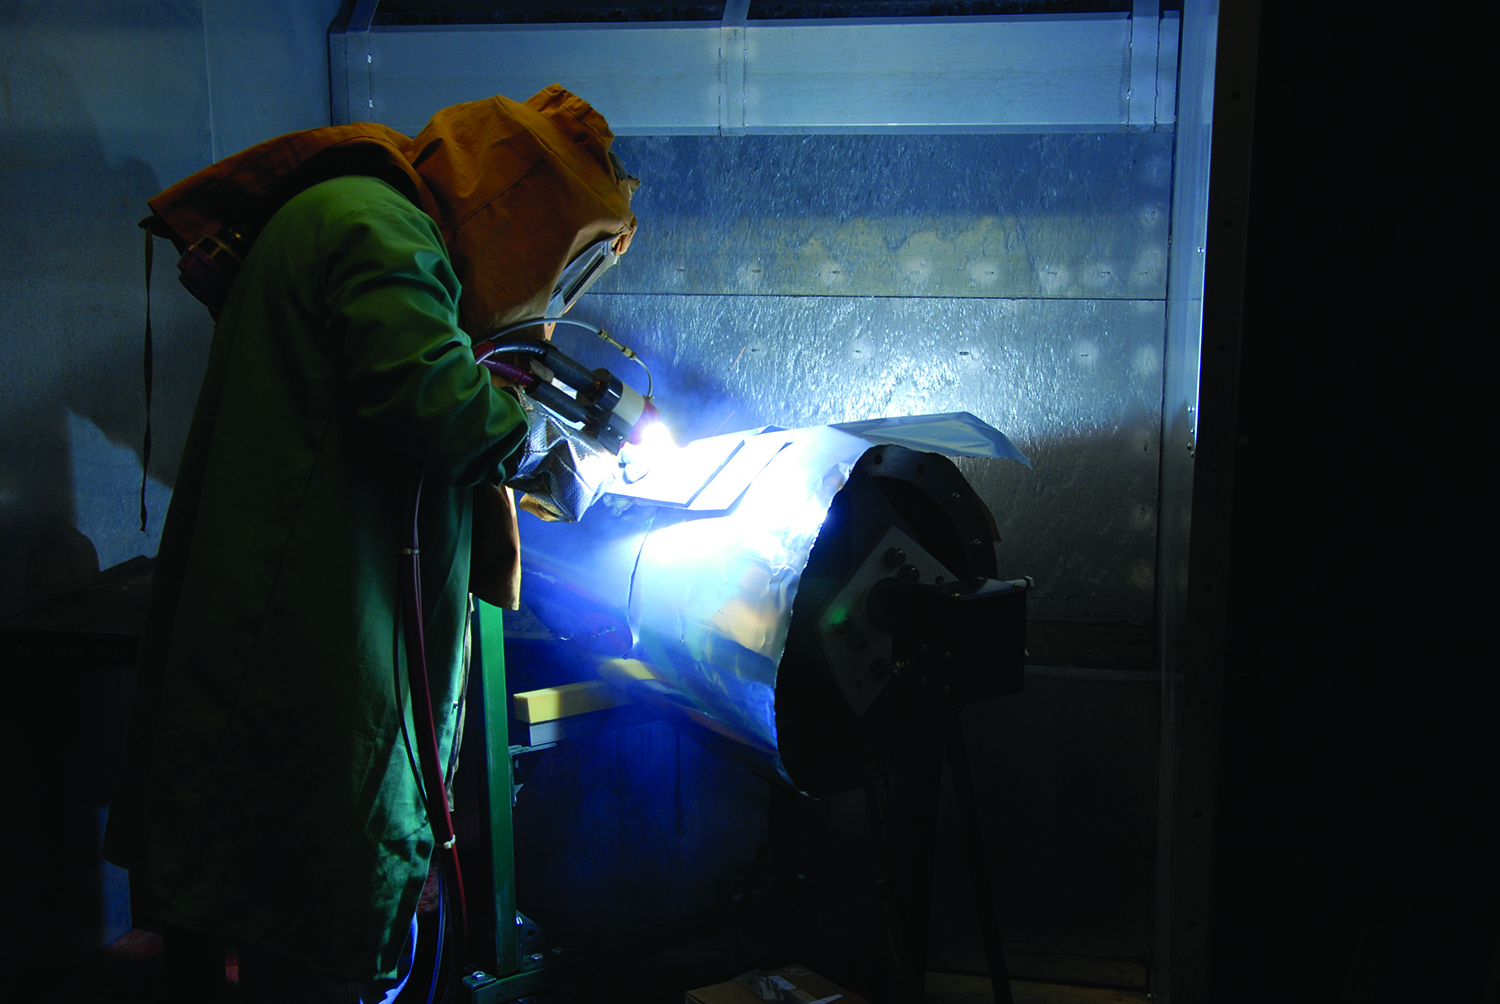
[
  {"xmin": 944, "ymin": 710, "xmax": 1015, "ymax": 1004},
  {"xmin": 768, "ymin": 703, "xmax": 1016, "ymax": 1004},
  {"xmin": 872, "ymin": 709, "xmax": 1013, "ymax": 1004},
  {"xmin": 458, "ymin": 603, "xmax": 755, "ymax": 1003}
]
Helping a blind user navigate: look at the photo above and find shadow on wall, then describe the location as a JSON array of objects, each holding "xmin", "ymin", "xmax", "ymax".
[
  {"xmin": 564, "ymin": 292, "xmax": 1162, "ymax": 636},
  {"xmin": 0, "ymin": 14, "xmax": 213, "ymax": 618}
]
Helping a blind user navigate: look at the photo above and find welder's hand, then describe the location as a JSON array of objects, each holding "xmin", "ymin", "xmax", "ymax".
[
  {"xmin": 505, "ymin": 406, "xmax": 619, "ymax": 524},
  {"xmin": 517, "ymin": 494, "xmax": 565, "ymax": 522}
]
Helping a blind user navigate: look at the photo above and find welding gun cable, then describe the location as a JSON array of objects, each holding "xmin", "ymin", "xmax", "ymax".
[
  {"xmin": 476, "ymin": 355, "xmax": 593, "ymax": 431},
  {"xmin": 478, "ymin": 318, "xmax": 655, "ymax": 401},
  {"xmin": 482, "ymin": 358, "xmax": 538, "ymax": 390},
  {"xmin": 397, "ymin": 466, "xmax": 470, "ymax": 980},
  {"xmin": 590, "ymin": 327, "xmax": 654, "ymax": 400},
  {"xmin": 472, "ymin": 338, "xmax": 598, "ymax": 397},
  {"xmin": 637, "ymin": 355, "xmax": 654, "ymax": 401},
  {"xmin": 471, "ymin": 338, "xmax": 548, "ymax": 363},
  {"xmin": 399, "ymin": 472, "xmax": 468, "ymax": 996}
]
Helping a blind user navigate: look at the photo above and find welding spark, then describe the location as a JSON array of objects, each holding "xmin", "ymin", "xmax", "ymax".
[
  {"xmin": 710, "ymin": 410, "xmax": 737, "ymax": 438},
  {"xmin": 619, "ymin": 420, "xmax": 680, "ymax": 483}
]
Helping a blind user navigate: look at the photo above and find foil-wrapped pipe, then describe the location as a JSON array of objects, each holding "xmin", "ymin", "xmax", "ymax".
[{"xmin": 511, "ymin": 413, "xmax": 1028, "ymax": 793}]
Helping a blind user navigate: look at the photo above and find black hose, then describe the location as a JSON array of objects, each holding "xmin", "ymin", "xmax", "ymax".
[
  {"xmin": 476, "ymin": 318, "xmax": 655, "ymax": 401},
  {"xmin": 472, "ymin": 336, "xmax": 599, "ymax": 399}
]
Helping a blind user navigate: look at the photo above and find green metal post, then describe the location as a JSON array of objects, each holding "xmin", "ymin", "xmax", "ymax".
[{"xmin": 474, "ymin": 600, "xmax": 519, "ymax": 977}]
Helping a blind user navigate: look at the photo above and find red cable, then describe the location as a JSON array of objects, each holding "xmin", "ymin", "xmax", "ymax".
[{"xmin": 398, "ymin": 466, "xmax": 469, "ymax": 978}]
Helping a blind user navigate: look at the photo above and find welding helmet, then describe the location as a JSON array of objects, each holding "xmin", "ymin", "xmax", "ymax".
[
  {"xmin": 143, "ymin": 86, "xmax": 638, "ymax": 336},
  {"xmin": 548, "ymin": 235, "xmax": 620, "ymax": 316},
  {"xmin": 544, "ymin": 149, "xmax": 632, "ymax": 316}
]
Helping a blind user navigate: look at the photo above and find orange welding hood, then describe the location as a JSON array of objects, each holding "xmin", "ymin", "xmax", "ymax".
[{"xmin": 143, "ymin": 85, "xmax": 639, "ymax": 337}]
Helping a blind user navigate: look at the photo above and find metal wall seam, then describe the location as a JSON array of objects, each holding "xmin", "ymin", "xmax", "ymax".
[
  {"xmin": 1166, "ymin": 0, "xmax": 1259, "ymax": 995},
  {"xmin": 1129, "ymin": 0, "xmax": 1162, "ymax": 130},
  {"xmin": 1151, "ymin": 0, "xmax": 1260, "ymax": 999},
  {"xmin": 1157, "ymin": 10, "xmax": 1182, "ymax": 130},
  {"xmin": 720, "ymin": 0, "xmax": 749, "ymax": 136},
  {"xmin": 1152, "ymin": 0, "xmax": 1224, "ymax": 996},
  {"xmin": 328, "ymin": 0, "xmax": 377, "ymax": 126}
]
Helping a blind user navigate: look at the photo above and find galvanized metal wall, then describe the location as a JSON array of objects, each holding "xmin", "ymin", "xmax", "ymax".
[
  {"xmin": 583, "ymin": 131, "xmax": 1172, "ymax": 629},
  {"xmin": 0, "ymin": 0, "xmax": 343, "ymax": 620},
  {"xmin": 0, "ymin": 0, "xmax": 348, "ymax": 958},
  {"xmin": 0, "ymin": 0, "xmax": 208, "ymax": 620},
  {"xmin": 543, "ymin": 125, "xmax": 1177, "ymax": 973}
]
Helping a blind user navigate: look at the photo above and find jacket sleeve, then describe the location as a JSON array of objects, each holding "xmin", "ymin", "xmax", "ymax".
[{"xmin": 322, "ymin": 195, "xmax": 529, "ymax": 486}]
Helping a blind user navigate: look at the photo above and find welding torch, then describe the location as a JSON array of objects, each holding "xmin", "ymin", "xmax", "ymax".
[{"xmin": 471, "ymin": 317, "xmax": 659, "ymax": 455}]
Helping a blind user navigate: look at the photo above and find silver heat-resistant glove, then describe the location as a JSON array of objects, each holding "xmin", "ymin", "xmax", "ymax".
[{"xmin": 505, "ymin": 395, "xmax": 621, "ymax": 523}]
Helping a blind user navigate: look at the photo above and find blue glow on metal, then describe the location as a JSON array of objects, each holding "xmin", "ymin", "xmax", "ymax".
[{"xmin": 515, "ymin": 414, "xmax": 1025, "ymax": 783}]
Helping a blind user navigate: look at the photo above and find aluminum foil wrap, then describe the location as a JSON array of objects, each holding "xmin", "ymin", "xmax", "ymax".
[
  {"xmin": 513, "ymin": 414, "xmax": 1027, "ymax": 785},
  {"xmin": 505, "ymin": 404, "xmax": 621, "ymax": 524}
]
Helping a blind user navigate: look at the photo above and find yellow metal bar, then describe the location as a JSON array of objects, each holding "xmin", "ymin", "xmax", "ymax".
[{"xmin": 512, "ymin": 680, "xmax": 633, "ymax": 724}]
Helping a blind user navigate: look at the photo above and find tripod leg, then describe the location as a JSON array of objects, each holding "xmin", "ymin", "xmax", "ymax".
[
  {"xmin": 864, "ymin": 761, "xmax": 916, "ymax": 1003},
  {"xmin": 945, "ymin": 715, "xmax": 1014, "ymax": 1004},
  {"xmin": 897, "ymin": 741, "xmax": 944, "ymax": 1001},
  {"xmin": 768, "ymin": 781, "xmax": 806, "ymax": 940}
]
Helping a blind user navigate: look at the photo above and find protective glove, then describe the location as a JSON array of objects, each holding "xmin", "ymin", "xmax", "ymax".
[{"xmin": 503, "ymin": 392, "xmax": 621, "ymax": 523}]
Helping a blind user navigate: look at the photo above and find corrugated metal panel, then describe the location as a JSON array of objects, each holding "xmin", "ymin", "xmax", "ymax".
[
  {"xmin": 357, "ymin": 13, "xmax": 1175, "ymax": 135},
  {"xmin": 368, "ymin": 22, "xmax": 722, "ymax": 134},
  {"xmin": 742, "ymin": 15, "xmax": 1131, "ymax": 132},
  {"xmin": 600, "ymin": 133, "xmax": 1173, "ymax": 300}
]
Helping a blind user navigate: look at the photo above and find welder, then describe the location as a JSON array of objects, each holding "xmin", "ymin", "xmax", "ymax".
[{"xmin": 102, "ymin": 86, "xmax": 638, "ymax": 1003}]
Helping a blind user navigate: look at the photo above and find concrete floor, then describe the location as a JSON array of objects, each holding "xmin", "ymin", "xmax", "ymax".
[
  {"xmin": 926, "ymin": 972, "xmax": 1149, "ymax": 1004},
  {"xmin": 95, "ymin": 929, "xmax": 1152, "ymax": 1003}
]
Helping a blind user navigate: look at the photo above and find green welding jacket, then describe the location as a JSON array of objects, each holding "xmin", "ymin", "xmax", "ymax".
[{"xmin": 103, "ymin": 175, "xmax": 529, "ymax": 979}]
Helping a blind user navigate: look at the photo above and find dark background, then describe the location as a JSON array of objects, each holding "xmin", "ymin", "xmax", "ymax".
[{"xmin": 1211, "ymin": 6, "xmax": 1493, "ymax": 1001}]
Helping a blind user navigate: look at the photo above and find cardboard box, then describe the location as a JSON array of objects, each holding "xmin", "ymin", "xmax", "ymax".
[{"xmin": 685, "ymin": 963, "xmax": 869, "ymax": 1004}]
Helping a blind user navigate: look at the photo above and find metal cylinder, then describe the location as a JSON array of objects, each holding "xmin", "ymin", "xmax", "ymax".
[{"xmin": 511, "ymin": 417, "xmax": 1025, "ymax": 794}]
